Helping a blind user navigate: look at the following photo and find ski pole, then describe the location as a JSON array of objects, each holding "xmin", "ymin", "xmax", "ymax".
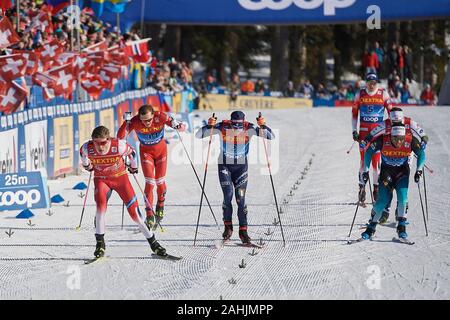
[
  {"xmin": 423, "ymin": 169, "xmax": 429, "ymax": 222},
  {"xmin": 175, "ymin": 128, "xmax": 220, "ymax": 230},
  {"xmin": 346, "ymin": 141, "xmax": 356, "ymax": 154},
  {"xmin": 258, "ymin": 112, "xmax": 286, "ymax": 247},
  {"xmin": 413, "ymin": 154, "xmax": 434, "ymax": 174},
  {"xmin": 121, "ymin": 203, "xmax": 125, "ymax": 230},
  {"xmin": 348, "ymin": 199, "xmax": 361, "ymax": 238},
  {"xmin": 417, "ymin": 182, "xmax": 429, "ymax": 236},
  {"xmin": 368, "ymin": 175, "xmax": 374, "ymax": 204},
  {"xmin": 194, "ymin": 113, "xmax": 216, "ymax": 246},
  {"xmin": 131, "ymin": 173, "xmax": 165, "ymax": 232},
  {"xmin": 76, "ymin": 171, "xmax": 93, "ymax": 231}
]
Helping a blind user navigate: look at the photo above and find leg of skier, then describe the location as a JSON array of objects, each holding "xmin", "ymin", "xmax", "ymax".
[
  {"xmin": 92, "ymin": 178, "xmax": 110, "ymax": 258},
  {"xmin": 141, "ymin": 150, "xmax": 157, "ymax": 229},
  {"xmin": 395, "ymin": 175, "xmax": 409, "ymax": 239},
  {"xmin": 361, "ymin": 182, "xmax": 392, "ymax": 240},
  {"xmin": 371, "ymin": 151, "xmax": 381, "ymax": 202},
  {"xmin": 154, "ymin": 150, "xmax": 168, "ymax": 224},
  {"xmin": 358, "ymin": 149, "xmax": 367, "ymax": 205},
  {"xmin": 219, "ymin": 164, "xmax": 234, "ymax": 240},
  {"xmin": 232, "ymin": 164, "xmax": 250, "ymax": 244}
]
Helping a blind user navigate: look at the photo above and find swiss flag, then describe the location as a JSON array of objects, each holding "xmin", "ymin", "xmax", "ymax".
[
  {"xmin": 12, "ymin": 50, "xmax": 40, "ymax": 76},
  {"xmin": 47, "ymin": 63, "xmax": 75, "ymax": 99},
  {"xmin": 32, "ymin": 71, "xmax": 56, "ymax": 89},
  {"xmin": 0, "ymin": 81, "xmax": 28, "ymax": 114},
  {"xmin": 85, "ymin": 55, "xmax": 105, "ymax": 74},
  {"xmin": 31, "ymin": 11, "xmax": 54, "ymax": 33},
  {"xmin": 0, "ymin": 75, "xmax": 7, "ymax": 95},
  {"xmin": 99, "ymin": 64, "xmax": 121, "ymax": 90},
  {"xmin": 0, "ymin": 1, "xmax": 13, "ymax": 13},
  {"xmin": 83, "ymin": 40, "xmax": 108, "ymax": 53},
  {"xmin": 0, "ymin": 54, "xmax": 27, "ymax": 81},
  {"xmin": 81, "ymin": 75, "xmax": 105, "ymax": 100},
  {"xmin": 108, "ymin": 46, "xmax": 130, "ymax": 66},
  {"xmin": 0, "ymin": 16, "xmax": 20, "ymax": 49},
  {"xmin": 124, "ymin": 39, "xmax": 151, "ymax": 63},
  {"xmin": 38, "ymin": 39, "xmax": 65, "ymax": 63},
  {"xmin": 56, "ymin": 52, "xmax": 78, "ymax": 67}
]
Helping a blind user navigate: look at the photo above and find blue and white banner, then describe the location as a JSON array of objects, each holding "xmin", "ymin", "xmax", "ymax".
[
  {"xmin": 0, "ymin": 172, "xmax": 50, "ymax": 211},
  {"xmin": 101, "ymin": 0, "xmax": 450, "ymax": 28}
]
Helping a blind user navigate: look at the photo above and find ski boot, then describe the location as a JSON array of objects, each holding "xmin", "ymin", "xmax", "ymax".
[
  {"xmin": 396, "ymin": 217, "xmax": 408, "ymax": 239},
  {"xmin": 361, "ymin": 222, "xmax": 377, "ymax": 240},
  {"xmin": 379, "ymin": 209, "xmax": 390, "ymax": 224},
  {"xmin": 372, "ymin": 184, "xmax": 379, "ymax": 202},
  {"xmin": 155, "ymin": 204, "xmax": 164, "ymax": 225},
  {"xmin": 94, "ymin": 234, "xmax": 105, "ymax": 258},
  {"xmin": 358, "ymin": 184, "xmax": 366, "ymax": 205},
  {"xmin": 222, "ymin": 221, "xmax": 233, "ymax": 241},
  {"xmin": 148, "ymin": 235, "xmax": 167, "ymax": 256},
  {"xmin": 145, "ymin": 208, "xmax": 156, "ymax": 230},
  {"xmin": 239, "ymin": 227, "xmax": 252, "ymax": 245}
]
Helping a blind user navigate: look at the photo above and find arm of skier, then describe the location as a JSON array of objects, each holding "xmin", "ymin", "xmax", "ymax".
[
  {"xmin": 119, "ymin": 140, "xmax": 138, "ymax": 174},
  {"xmin": 410, "ymin": 120, "xmax": 429, "ymax": 150},
  {"xmin": 195, "ymin": 118, "xmax": 220, "ymax": 139},
  {"xmin": 352, "ymin": 93, "xmax": 360, "ymax": 141},
  {"xmin": 79, "ymin": 143, "xmax": 93, "ymax": 171},
  {"xmin": 117, "ymin": 116, "xmax": 135, "ymax": 139},
  {"xmin": 363, "ymin": 136, "xmax": 382, "ymax": 172}
]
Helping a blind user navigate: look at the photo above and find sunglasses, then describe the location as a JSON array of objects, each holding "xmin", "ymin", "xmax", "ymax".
[{"xmin": 93, "ymin": 139, "xmax": 109, "ymax": 146}]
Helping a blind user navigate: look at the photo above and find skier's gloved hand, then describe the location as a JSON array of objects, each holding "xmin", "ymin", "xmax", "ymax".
[
  {"xmin": 420, "ymin": 139, "xmax": 427, "ymax": 150},
  {"xmin": 359, "ymin": 140, "xmax": 367, "ymax": 149},
  {"xmin": 257, "ymin": 115, "xmax": 266, "ymax": 127},
  {"xmin": 174, "ymin": 122, "xmax": 186, "ymax": 131},
  {"xmin": 361, "ymin": 171, "xmax": 369, "ymax": 185},
  {"xmin": 83, "ymin": 163, "xmax": 94, "ymax": 172},
  {"xmin": 128, "ymin": 166, "xmax": 138, "ymax": 174},
  {"xmin": 352, "ymin": 131, "xmax": 359, "ymax": 142},
  {"xmin": 208, "ymin": 116, "xmax": 217, "ymax": 126},
  {"xmin": 414, "ymin": 170, "xmax": 423, "ymax": 183},
  {"xmin": 123, "ymin": 112, "xmax": 132, "ymax": 122}
]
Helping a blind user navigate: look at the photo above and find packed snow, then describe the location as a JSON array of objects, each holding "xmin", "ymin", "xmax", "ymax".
[{"xmin": 1, "ymin": 107, "xmax": 449, "ymax": 299}]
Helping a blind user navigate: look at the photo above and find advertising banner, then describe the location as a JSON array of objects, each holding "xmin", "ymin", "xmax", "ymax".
[
  {"xmin": 0, "ymin": 128, "xmax": 18, "ymax": 174},
  {"xmin": 99, "ymin": 109, "xmax": 115, "ymax": 134},
  {"xmin": 24, "ymin": 120, "xmax": 48, "ymax": 176},
  {"xmin": 0, "ymin": 172, "xmax": 50, "ymax": 211},
  {"xmin": 53, "ymin": 117, "xmax": 74, "ymax": 177}
]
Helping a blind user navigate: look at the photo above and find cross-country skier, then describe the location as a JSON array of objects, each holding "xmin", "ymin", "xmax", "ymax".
[
  {"xmin": 117, "ymin": 105, "xmax": 185, "ymax": 230},
  {"xmin": 80, "ymin": 126, "xmax": 167, "ymax": 258},
  {"xmin": 360, "ymin": 107, "xmax": 429, "ymax": 223},
  {"xmin": 360, "ymin": 123, "xmax": 426, "ymax": 240},
  {"xmin": 195, "ymin": 111, "xmax": 275, "ymax": 245},
  {"xmin": 352, "ymin": 73, "xmax": 392, "ymax": 205}
]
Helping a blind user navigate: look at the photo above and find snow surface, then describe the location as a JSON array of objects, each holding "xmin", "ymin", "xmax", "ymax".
[{"xmin": 1, "ymin": 107, "xmax": 449, "ymax": 300}]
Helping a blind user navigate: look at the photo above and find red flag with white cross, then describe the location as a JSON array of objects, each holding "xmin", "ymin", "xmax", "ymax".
[
  {"xmin": 37, "ymin": 39, "xmax": 65, "ymax": 63},
  {"xmin": 0, "ymin": 16, "xmax": 20, "ymax": 49},
  {"xmin": 0, "ymin": 81, "xmax": 28, "ymax": 114},
  {"xmin": 47, "ymin": 63, "xmax": 75, "ymax": 99},
  {"xmin": 0, "ymin": 54, "xmax": 27, "ymax": 81},
  {"xmin": 12, "ymin": 50, "xmax": 41, "ymax": 76},
  {"xmin": 81, "ymin": 75, "xmax": 105, "ymax": 100}
]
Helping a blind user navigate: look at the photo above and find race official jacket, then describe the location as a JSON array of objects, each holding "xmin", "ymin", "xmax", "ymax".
[
  {"xmin": 364, "ymin": 117, "xmax": 428, "ymax": 144},
  {"xmin": 196, "ymin": 120, "xmax": 275, "ymax": 165},
  {"xmin": 352, "ymin": 88, "xmax": 391, "ymax": 136},
  {"xmin": 117, "ymin": 111, "xmax": 177, "ymax": 150},
  {"xmin": 80, "ymin": 138, "xmax": 137, "ymax": 178}
]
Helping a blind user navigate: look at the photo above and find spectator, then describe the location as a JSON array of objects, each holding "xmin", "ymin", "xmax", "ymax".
[
  {"xmin": 403, "ymin": 46, "xmax": 413, "ymax": 83},
  {"xmin": 400, "ymin": 81, "xmax": 411, "ymax": 104},
  {"xmin": 374, "ymin": 42, "xmax": 384, "ymax": 77},
  {"xmin": 240, "ymin": 78, "xmax": 255, "ymax": 95},
  {"xmin": 316, "ymin": 83, "xmax": 328, "ymax": 98},
  {"xmin": 363, "ymin": 49, "xmax": 379, "ymax": 76},
  {"xmin": 387, "ymin": 43, "xmax": 398, "ymax": 75},
  {"xmin": 255, "ymin": 79, "xmax": 265, "ymax": 95},
  {"xmin": 346, "ymin": 84, "xmax": 355, "ymax": 101},
  {"xmin": 336, "ymin": 84, "xmax": 348, "ymax": 100},
  {"xmin": 397, "ymin": 45, "xmax": 405, "ymax": 82},
  {"xmin": 285, "ymin": 81, "xmax": 295, "ymax": 97},
  {"xmin": 420, "ymin": 84, "xmax": 437, "ymax": 105},
  {"xmin": 299, "ymin": 79, "xmax": 314, "ymax": 98}
]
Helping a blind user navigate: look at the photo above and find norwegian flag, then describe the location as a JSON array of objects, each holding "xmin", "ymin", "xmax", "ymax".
[
  {"xmin": 47, "ymin": 63, "xmax": 76, "ymax": 99},
  {"xmin": 38, "ymin": 39, "xmax": 65, "ymax": 63},
  {"xmin": 0, "ymin": 80, "xmax": 28, "ymax": 114},
  {"xmin": 83, "ymin": 40, "xmax": 108, "ymax": 53},
  {"xmin": 0, "ymin": 16, "xmax": 20, "ymax": 49},
  {"xmin": 30, "ymin": 11, "xmax": 54, "ymax": 34},
  {"xmin": 81, "ymin": 75, "xmax": 105, "ymax": 99},
  {"xmin": 0, "ymin": 54, "xmax": 27, "ymax": 81},
  {"xmin": 12, "ymin": 50, "xmax": 40, "ymax": 76},
  {"xmin": 124, "ymin": 39, "xmax": 151, "ymax": 63}
]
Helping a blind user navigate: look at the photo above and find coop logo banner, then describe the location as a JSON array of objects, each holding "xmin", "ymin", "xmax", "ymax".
[
  {"xmin": 237, "ymin": 0, "xmax": 356, "ymax": 15},
  {"xmin": 0, "ymin": 172, "xmax": 50, "ymax": 211}
]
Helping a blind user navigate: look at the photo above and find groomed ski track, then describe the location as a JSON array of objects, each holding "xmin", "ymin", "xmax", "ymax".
[{"xmin": 1, "ymin": 107, "xmax": 449, "ymax": 299}]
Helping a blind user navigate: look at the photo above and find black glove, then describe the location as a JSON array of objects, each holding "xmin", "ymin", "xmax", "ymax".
[
  {"xmin": 414, "ymin": 170, "xmax": 423, "ymax": 183},
  {"xmin": 128, "ymin": 166, "xmax": 138, "ymax": 174},
  {"xmin": 361, "ymin": 171, "xmax": 369, "ymax": 185},
  {"xmin": 83, "ymin": 164, "xmax": 94, "ymax": 172},
  {"xmin": 352, "ymin": 131, "xmax": 359, "ymax": 142}
]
